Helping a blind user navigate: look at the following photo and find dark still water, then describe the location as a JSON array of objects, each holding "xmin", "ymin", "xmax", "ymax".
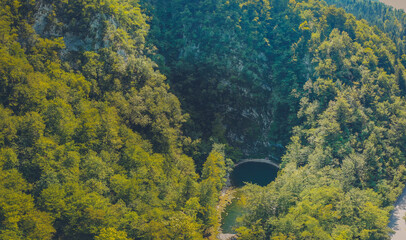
[
  {"xmin": 221, "ymin": 162, "xmax": 279, "ymax": 233},
  {"xmin": 230, "ymin": 162, "xmax": 279, "ymax": 187}
]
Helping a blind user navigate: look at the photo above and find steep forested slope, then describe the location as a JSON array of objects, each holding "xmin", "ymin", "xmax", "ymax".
[
  {"xmin": 141, "ymin": 0, "xmax": 309, "ymax": 159},
  {"xmin": 140, "ymin": 0, "xmax": 406, "ymax": 160},
  {"xmin": 0, "ymin": 0, "xmax": 230, "ymax": 239},
  {"xmin": 142, "ymin": 0, "xmax": 406, "ymax": 239},
  {"xmin": 324, "ymin": 0, "xmax": 406, "ymax": 56},
  {"xmin": 233, "ymin": 1, "xmax": 406, "ymax": 239},
  {"xmin": 2, "ymin": 0, "xmax": 406, "ymax": 239}
]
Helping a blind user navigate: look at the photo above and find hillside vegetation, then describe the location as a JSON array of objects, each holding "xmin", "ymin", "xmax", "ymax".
[
  {"xmin": 325, "ymin": 0, "xmax": 406, "ymax": 56},
  {"xmin": 0, "ymin": 0, "xmax": 230, "ymax": 239},
  {"xmin": 1, "ymin": 0, "xmax": 406, "ymax": 239}
]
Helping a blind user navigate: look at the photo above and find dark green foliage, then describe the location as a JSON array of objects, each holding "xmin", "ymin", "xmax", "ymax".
[
  {"xmin": 232, "ymin": 1, "xmax": 406, "ymax": 239},
  {"xmin": 141, "ymin": 0, "xmax": 306, "ymax": 158}
]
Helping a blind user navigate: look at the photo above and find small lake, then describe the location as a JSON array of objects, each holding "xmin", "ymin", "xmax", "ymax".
[
  {"xmin": 221, "ymin": 161, "xmax": 279, "ymax": 234},
  {"xmin": 230, "ymin": 161, "xmax": 279, "ymax": 187}
]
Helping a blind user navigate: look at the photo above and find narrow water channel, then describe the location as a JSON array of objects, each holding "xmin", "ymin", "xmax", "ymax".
[
  {"xmin": 221, "ymin": 161, "xmax": 279, "ymax": 234},
  {"xmin": 220, "ymin": 192, "xmax": 245, "ymax": 233}
]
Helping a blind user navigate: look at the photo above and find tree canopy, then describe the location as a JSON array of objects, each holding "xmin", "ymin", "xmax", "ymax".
[{"xmin": 1, "ymin": 0, "xmax": 406, "ymax": 239}]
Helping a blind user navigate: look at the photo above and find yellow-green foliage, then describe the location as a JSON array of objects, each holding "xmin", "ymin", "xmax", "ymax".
[
  {"xmin": 199, "ymin": 148, "xmax": 228, "ymax": 238},
  {"xmin": 2, "ymin": 0, "xmax": 406, "ymax": 239},
  {"xmin": 0, "ymin": 0, "xmax": 204, "ymax": 239}
]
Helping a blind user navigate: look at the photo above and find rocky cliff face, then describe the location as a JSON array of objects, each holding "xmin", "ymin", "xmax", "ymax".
[
  {"xmin": 142, "ymin": 0, "xmax": 307, "ymax": 158},
  {"xmin": 33, "ymin": 1, "xmax": 104, "ymax": 52},
  {"xmin": 32, "ymin": 0, "xmax": 148, "ymax": 60}
]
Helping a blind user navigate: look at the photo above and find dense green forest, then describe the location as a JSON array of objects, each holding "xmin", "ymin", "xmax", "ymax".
[
  {"xmin": 1, "ymin": 0, "xmax": 406, "ymax": 239},
  {"xmin": 324, "ymin": 0, "xmax": 406, "ymax": 56},
  {"xmin": 0, "ymin": 0, "xmax": 230, "ymax": 239}
]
